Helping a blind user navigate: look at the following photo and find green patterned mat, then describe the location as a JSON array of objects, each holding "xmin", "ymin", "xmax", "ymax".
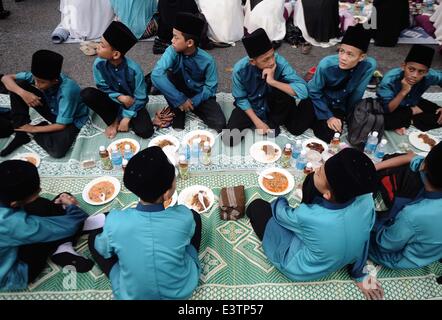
[{"xmin": 0, "ymin": 93, "xmax": 442, "ymax": 300}]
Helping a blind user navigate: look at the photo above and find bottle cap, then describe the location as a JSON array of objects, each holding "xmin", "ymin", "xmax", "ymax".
[
  {"xmin": 334, "ymin": 132, "xmax": 340, "ymax": 138},
  {"xmin": 99, "ymin": 146, "xmax": 105, "ymax": 152},
  {"xmin": 372, "ymin": 131, "xmax": 379, "ymax": 137},
  {"xmin": 285, "ymin": 143, "xmax": 291, "ymax": 149},
  {"xmin": 124, "ymin": 144, "xmax": 131, "ymax": 150},
  {"xmin": 179, "ymin": 155, "xmax": 186, "ymax": 161},
  {"xmin": 381, "ymin": 139, "xmax": 388, "ymax": 145},
  {"xmin": 306, "ymin": 162, "xmax": 313, "ymax": 168},
  {"xmin": 122, "ymin": 159, "xmax": 128, "ymax": 165}
]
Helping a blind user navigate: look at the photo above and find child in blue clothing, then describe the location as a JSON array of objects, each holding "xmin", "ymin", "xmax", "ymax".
[
  {"xmin": 370, "ymin": 142, "xmax": 442, "ymax": 270},
  {"xmin": 247, "ymin": 148, "xmax": 384, "ymax": 300},
  {"xmin": 0, "ymin": 160, "xmax": 94, "ymax": 290},
  {"xmin": 81, "ymin": 21, "xmax": 154, "ymax": 139},
  {"xmin": 88, "ymin": 146, "xmax": 201, "ymax": 300}
]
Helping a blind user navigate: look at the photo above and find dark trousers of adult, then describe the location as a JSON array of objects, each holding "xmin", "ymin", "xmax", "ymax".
[
  {"xmin": 224, "ymin": 88, "xmax": 314, "ymax": 147},
  {"xmin": 0, "ymin": 111, "xmax": 13, "ymax": 138},
  {"xmin": 295, "ymin": 98, "xmax": 347, "ymax": 143},
  {"xmin": 8, "ymin": 80, "xmax": 80, "ymax": 158},
  {"xmin": 246, "ymin": 199, "xmax": 273, "ymax": 241},
  {"xmin": 165, "ymin": 72, "xmax": 226, "ymax": 133},
  {"xmin": 17, "ymin": 197, "xmax": 77, "ymax": 283},
  {"xmin": 157, "ymin": 0, "xmax": 199, "ymax": 41},
  {"xmin": 384, "ymin": 99, "xmax": 442, "ymax": 132},
  {"xmin": 87, "ymin": 210, "xmax": 202, "ymax": 277},
  {"xmin": 80, "ymin": 87, "xmax": 154, "ymax": 139}
]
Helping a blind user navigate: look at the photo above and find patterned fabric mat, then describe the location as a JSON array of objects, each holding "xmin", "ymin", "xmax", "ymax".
[{"xmin": 0, "ymin": 92, "xmax": 441, "ymax": 300}]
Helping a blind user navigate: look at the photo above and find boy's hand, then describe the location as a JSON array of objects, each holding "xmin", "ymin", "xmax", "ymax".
[
  {"xmin": 118, "ymin": 95, "xmax": 135, "ymax": 108},
  {"xmin": 254, "ymin": 119, "xmax": 271, "ymax": 135},
  {"xmin": 21, "ymin": 91, "xmax": 42, "ymax": 108},
  {"xmin": 436, "ymin": 108, "xmax": 442, "ymax": 125},
  {"xmin": 400, "ymin": 78, "xmax": 412, "ymax": 95},
  {"xmin": 411, "ymin": 106, "xmax": 423, "ymax": 115},
  {"xmin": 355, "ymin": 276, "xmax": 384, "ymax": 300},
  {"xmin": 179, "ymin": 99, "xmax": 194, "ymax": 112},
  {"xmin": 262, "ymin": 64, "xmax": 277, "ymax": 85},
  {"xmin": 327, "ymin": 117, "xmax": 342, "ymax": 132},
  {"xmin": 153, "ymin": 107, "xmax": 175, "ymax": 128},
  {"xmin": 15, "ymin": 124, "xmax": 38, "ymax": 133},
  {"xmin": 54, "ymin": 193, "xmax": 79, "ymax": 208},
  {"xmin": 118, "ymin": 117, "xmax": 130, "ymax": 132}
]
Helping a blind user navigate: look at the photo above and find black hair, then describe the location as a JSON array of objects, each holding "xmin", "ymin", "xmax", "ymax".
[{"xmin": 182, "ymin": 32, "xmax": 200, "ymax": 48}]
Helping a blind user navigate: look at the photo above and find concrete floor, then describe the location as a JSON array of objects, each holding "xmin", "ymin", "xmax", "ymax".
[{"xmin": 1, "ymin": 0, "xmax": 441, "ymax": 92}]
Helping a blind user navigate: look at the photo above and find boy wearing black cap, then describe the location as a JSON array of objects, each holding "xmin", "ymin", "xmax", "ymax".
[
  {"xmin": 81, "ymin": 21, "xmax": 154, "ymax": 139},
  {"xmin": 88, "ymin": 146, "xmax": 201, "ymax": 300},
  {"xmin": 370, "ymin": 143, "xmax": 442, "ymax": 270},
  {"xmin": 0, "ymin": 160, "xmax": 93, "ymax": 290},
  {"xmin": 0, "ymin": 50, "xmax": 89, "ymax": 158},
  {"xmin": 296, "ymin": 25, "xmax": 377, "ymax": 143},
  {"xmin": 377, "ymin": 44, "xmax": 442, "ymax": 135},
  {"xmin": 151, "ymin": 12, "xmax": 226, "ymax": 132},
  {"xmin": 224, "ymin": 28, "xmax": 308, "ymax": 146},
  {"xmin": 246, "ymin": 148, "xmax": 384, "ymax": 300}
]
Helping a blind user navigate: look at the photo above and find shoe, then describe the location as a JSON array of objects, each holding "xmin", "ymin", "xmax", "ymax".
[
  {"xmin": 153, "ymin": 37, "xmax": 171, "ymax": 55},
  {"xmin": 367, "ymin": 71, "xmax": 383, "ymax": 90},
  {"xmin": 301, "ymin": 42, "xmax": 312, "ymax": 55},
  {"xmin": 272, "ymin": 40, "xmax": 283, "ymax": 50}
]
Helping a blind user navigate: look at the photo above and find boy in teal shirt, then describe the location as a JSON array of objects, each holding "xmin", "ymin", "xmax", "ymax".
[{"xmin": 89, "ymin": 146, "xmax": 201, "ymax": 300}]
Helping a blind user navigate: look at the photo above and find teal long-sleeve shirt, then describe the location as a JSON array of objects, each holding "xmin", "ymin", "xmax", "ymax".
[
  {"xmin": 93, "ymin": 57, "xmax": 148, "ymax": 119},
  {"xmin": 262, "ymin": 194, "xmax": 375, "ymax": 282},
  {"xmin": 94, "ymin": 203, "xmax": 200, "ymax": 300},
  {"xmin": 0, "ymin": 204, "xmax": 88, "ymax": 290},
  {"xmin": 308, "ymin": 55, "xmax": 377, "ymax": 120},
  {"xmin": 151, "ymin": 46, "xmax": 218, "ymax": 109},
  {"xmin": 232, "ymin": 54, "xmax": 308, "ymax": 119},
  {"xmin": 369, "ymin": 156, "xmax": 442, "ymax": 269}
]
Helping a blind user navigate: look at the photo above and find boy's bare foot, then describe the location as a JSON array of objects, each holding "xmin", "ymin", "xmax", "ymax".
[
  {"xmin": 117, "ymin": 118, "xmax": 130, "ymax": 132},
  {"xmin": 105, "ymin": 122, "xmax": 118, "ymax": 139},
  {"xmin": 394, "ymin": 127, "xmax": 407, "ymax": 135}
]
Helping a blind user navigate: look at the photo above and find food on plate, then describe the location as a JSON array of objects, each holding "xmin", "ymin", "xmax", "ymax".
[
  {"xmin": 88, "ymin": 181, "xmax": 115, "ymax": 203},
  {"xmin": 262, "ymin": 172, "xmax": 289, "ymax": 193},
  {"xmin": 261, "ymin": 144, "xmax": 280, "ymax": 159},
  {"xmin": 306, "ymin": 142, "xmax": 325, "ymax": 154},
  {"xmin": 116, "ymin": 141, "xmax": 137, "ymax": 155},
  {"xmin": 188, "ymin": 134, "xmax": 211, "ymax": 147},
  {"xmin": 187, "ymin": 191, "xmax": 210, "ymax": 212},
  {"xmin": 418, "ymin": 133, "xmax": 437, "ymax": 148},
  {"xmin": 157, "ymin": 139, "xmax": 174, "ymax": 148}
]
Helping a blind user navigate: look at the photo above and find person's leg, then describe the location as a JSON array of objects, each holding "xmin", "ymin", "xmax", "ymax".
[
  {"xmin": 285, "ymin": 98, "xmax": 317, "ymax": 136},
  {"xmin": 88, "ymin": 228, "xmax": 118, "ymax": 277},
  {"xmin": 383, "ymin": 107, "xmax": 413, "ymax": 131},
  {"xmin": 267, "ymin": 88, "xmax": 296, "ymax": 129},
  {"xmin": 0, "ymin": 112, "xmax": 13, "ymax": 138},
  {"xmin": 192, "ymin": 98, "xmax": 226, "ymax": 133},
  {"xmin": 129, "ymin": 107, "xmax": 154, "ymax": 139},
  {"xmin": 33, "ymin": 125, "xmax": 79, "ymax": 159},
  {"xmin": 222, "ymin": 107, "xmax": 255, "ymax": 147},
  {"xmin": 0, "ymin": 0, "xmax": 10, "ymax": 19},
  {"xmin": 413, "ymin": 98, "xmax": 442, "ymax": 131},
  {"xmin": 164, "ymin": 71, "xmax": 194, "ymax": 130},
  {"xmin": 190, "ymin": 210, "xmax": 201, "ymax": 251},
  {"xmin": 80, "ymin": 87, "xmax": 120, "ymax": 126},
  {"xmin": 246, "ymin": 199, "xmax": 273, "ymax": 241},
  {"xmin": 311, "ymin": 119, "xmax": 335, "ymax": 143}
]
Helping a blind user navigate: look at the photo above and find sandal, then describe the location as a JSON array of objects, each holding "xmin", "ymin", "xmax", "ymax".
[
  {"xmin": 79, "ymin": 41, "xmax": 99, "ymax": 56},
  {"xmin": 301, "ymin": 42, "xmax": 312, "ymax": 55}
]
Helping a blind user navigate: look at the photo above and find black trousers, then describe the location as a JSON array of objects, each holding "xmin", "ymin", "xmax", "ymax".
[
  {"xmin": 164, "ymin": 72, "xmax": 226, "ymax": 132},
  {"xmin": 246, "ymin": 199, "xmax": 273, "ymax": 241},
  {"xmin": 157, "ymin": 0, "xmax": 199, "ymax": 41},
  {"xmin": 18, "ymin": 197, "xmax": 75, "ymax": 283},
  {"xmin": 88, "ymin": 209, "xmax": 202, "ymax": 278},
  {"xmin": 295, "ymin": 98, "xmax": 348, "ymax": 143},
  {"xmin": 224, "ymin": 89, "xmax": 312, "ymax": 146},
  {"xmin": 0, "ymin": 111, "xmax": 13, "ymax": 138},
  {"xmin": 9, "ymin": 80, "xmax": 80, "ymax": 158},
  {"xmin": 384, "ymin": 99, "xmax": 442, "ymax": 132},
  {"xmin": 80, "ymin": 87, "xmax": 154, "ymax": 139}
]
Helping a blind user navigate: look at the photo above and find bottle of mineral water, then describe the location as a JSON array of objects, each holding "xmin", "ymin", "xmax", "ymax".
[
  {"xmin": 111, "ymin": 145, "xmax": 122, "ymax": 167},
  {"xmin": 364, "ymin": 131, "xmax": 379, "ymax": 155},
  {"xmin": 190, "ymin": 138, "xmax": 200, "ymax": 165},
  {"xmin": 292, "ymin": 140, "xmax": 302, "ymax": 161},
  {"xmin": 374, "ymin": 139, "xmax": 388, "ymax": 163},
  {"xmin": 296, "ymin": 150, "xmax": 307, "ymax": 171},
  {"xmin": 123, "ymin": 144, "xmax": 133, "ymax": 161}
]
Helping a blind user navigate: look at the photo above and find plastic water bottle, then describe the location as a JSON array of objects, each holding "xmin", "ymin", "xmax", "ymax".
[
  {"xmin": 329, "ymin": 132, "xmax": 341, "ymax": 155},
  {"xmin": 111, "ymin": 145, "xmax": 122, "ymax": 167},
  {"xmin": 191, "ymin": 138, "xmax": 200, "ymax": 165},
  {"xmin": 427, "ymin": 0, "xmax": 434, "ymax": 11},
  {"xmin": 296, "ymin": 150, "xmax": 307, "ymax": 171},
  {"xmin": 178, "ymin": 155, "xmax": 189, "ymax": 179},
  {"xmin": 123, "ymin": 144, "xmax": 133, "ymax": 161},
  {"xmin": 292, "ymin": 140, "xmax": 302, "ymax": 162},
  {"xmin": 201, "ymin": 141, "xmax": 211, "ymax": 166},
  {"xmin": 374, "ymin": 139, "xmax": 388, "ymax": 163},
  {"xmin": 281, "ymin": 144, "xmax": 293, "ymax": 168},
  {"xmin": 364, "ymin": 131, "xmax": 379, "ymax": 155},
  {"xmin": 99, "ymin": 145, "xmax": 113, "ymax": 170}
]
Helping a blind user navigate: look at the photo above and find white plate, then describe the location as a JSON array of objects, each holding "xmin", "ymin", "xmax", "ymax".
[
  {"xmin": 148, "ymin": 135, "xmax": 180, "ymax": 153},
  {"xmin": 107, "ymin": 138, "xmax": 141, "ymax": 159},
  {"xmin": 258, "ymin": 167, "xmax": 295, "ymax": 196},
  {"xmin": 249, "ymin": 141, "xmax": 282, "ymax": 164},
  {"xmin": 339, "ymin": 2, "xmax": 351, "ymax": 10},
  {"xmin": 12, "ymin": 153, "xmax": 41, "ymax": 167},
  {"xmin": 82, "ymin": 176, "xmax": 121, "ymax": 206},
  {"xmin": 302, "ymin": 138, "xmax": 329, "ymax": 154},
  {"xmin": 409, "ymin": 131, "xmax": 439, "ymax": 152},
  {"xmin": 183, "ymin": 130, "xmax": 216, "ymax": 148},
  {"xmin": 353, "ymin": 15, "xmax": 368, "ymax": 24},
  {"xmin": 164, "ymin": 190, "xmax": 178, "ymax": 209},
  {"xmin": 178, "ymin": 185, "xmax": 215, "ymax": 214}
]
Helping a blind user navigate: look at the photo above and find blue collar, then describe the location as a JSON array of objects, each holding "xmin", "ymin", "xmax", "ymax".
[
  {"xmin": 313, "ymin": 196, "xmax": 355, "ymax": 210},
  {"xmin": 135, "ymin": 202, "xmax": 165, "ymax": 212},
  {"xmin": 183, "ymin": 48, "xmax": 198, "ymax": 58},
  {"xmin": 423, "ymin": 190, "xmax": 442, "ymax": 199}
]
